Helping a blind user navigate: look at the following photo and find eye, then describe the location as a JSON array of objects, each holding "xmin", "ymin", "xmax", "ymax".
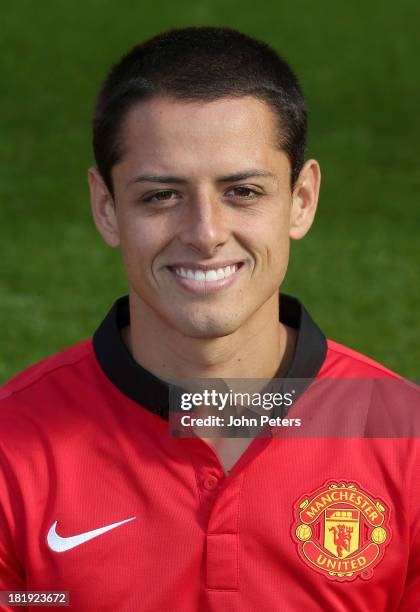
[
  {"xmin": 143, "ymin": 190, "xmax": 180, "ymax": 203},
  {"xmin": 226, "ymin": 186, "xmax": 261, "ymax": 199}
]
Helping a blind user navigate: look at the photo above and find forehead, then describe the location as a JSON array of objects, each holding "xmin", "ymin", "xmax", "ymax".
[{"xmin": 117, "ymin": 95, "xmax": 285, "ymax": 176}]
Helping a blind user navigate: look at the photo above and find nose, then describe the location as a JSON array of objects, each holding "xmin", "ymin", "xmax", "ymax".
[{"xmin": 178, "ymin": 190, "xmax": 230, "ymax": 256}]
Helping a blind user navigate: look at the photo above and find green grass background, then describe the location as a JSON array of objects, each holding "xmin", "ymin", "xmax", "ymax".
[{"xmin": 1, "ymin": 0, "xmax": 419, "ymax": 382}]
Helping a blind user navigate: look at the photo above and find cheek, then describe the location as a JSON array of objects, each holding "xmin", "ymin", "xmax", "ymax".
[
  {"xmin": 116, "ymin": 220, "xmax": 151, "ymax": 284},
  {"xmin": 119, "ymin": 216, "xmax": 164, "ymax": 259},
  {"xmin": 240, "ymin": 208, "xmax": 290, "ymax": 268},
  {"xmin": 118, "ymin": 215, "xmax": 176, "ymax": 289}
]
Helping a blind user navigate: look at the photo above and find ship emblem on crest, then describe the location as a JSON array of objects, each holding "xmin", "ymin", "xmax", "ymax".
[{"xmin": 292, "ymin": 480, "xmax": 392, "ymax": 581}]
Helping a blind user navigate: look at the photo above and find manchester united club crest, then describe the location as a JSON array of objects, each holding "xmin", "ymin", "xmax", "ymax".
[{"xmin": 292, "ymin": 480, "xmax": 392, "ymax": 581}]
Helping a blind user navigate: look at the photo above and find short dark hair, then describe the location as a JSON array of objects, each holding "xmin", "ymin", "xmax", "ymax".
[{"xmin": 93, "ymin": 26, "xmax": 307, "ymax": 195}]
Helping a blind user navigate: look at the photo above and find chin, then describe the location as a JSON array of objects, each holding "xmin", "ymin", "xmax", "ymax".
[{"xmin": 173, "ymin": 311, "xmax": 241, "ymax": 339}]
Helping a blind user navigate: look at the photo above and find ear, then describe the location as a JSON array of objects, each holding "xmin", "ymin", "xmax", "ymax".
[
  {"xmin": 289, "ymin": 159, "xmax": 321, "ymax": 240},
  {"xmin": 88, "ymin": 167, "xmax": 120, "ymax": 247}
]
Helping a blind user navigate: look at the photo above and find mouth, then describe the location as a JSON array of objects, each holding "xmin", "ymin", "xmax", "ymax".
[{"xmin": 166, "ymin": 261, "xmax": 245, "ymax": 293}]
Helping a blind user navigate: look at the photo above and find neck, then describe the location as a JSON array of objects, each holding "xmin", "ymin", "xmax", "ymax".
[{"xmin": 123, "ymin": 291, "xmax": 296, "ymax": 382}]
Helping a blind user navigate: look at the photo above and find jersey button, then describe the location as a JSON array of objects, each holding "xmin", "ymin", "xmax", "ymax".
[{"xmin": 203, "ymin": 475, "xmax": 219, "ymax": 491}]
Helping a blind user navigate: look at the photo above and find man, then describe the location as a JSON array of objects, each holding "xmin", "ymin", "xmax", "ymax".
[{"xmin": 0, "ymin": 26, "xmax": 419, "ymax": 611}]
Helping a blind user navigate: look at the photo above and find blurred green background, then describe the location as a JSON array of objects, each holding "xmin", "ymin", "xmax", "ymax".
[{"xmin": 1, "ymin": 0, "xmax": 419, "ymax": 382}]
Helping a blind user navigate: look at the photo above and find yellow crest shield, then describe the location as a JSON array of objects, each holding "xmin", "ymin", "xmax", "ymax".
[{"xmin": 324, "ymin": 508, "xmax": 360, "ymax": 558}]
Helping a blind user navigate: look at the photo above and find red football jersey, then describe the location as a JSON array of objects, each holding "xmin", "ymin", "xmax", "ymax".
[{"xmin": 0, "ymin": 295, "xmax": 419, "ymax": 611}]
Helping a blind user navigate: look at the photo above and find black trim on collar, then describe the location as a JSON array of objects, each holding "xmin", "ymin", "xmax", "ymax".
[{"xmin": 93, "ymin": 294, "xmax": 327, "ymax": 420}]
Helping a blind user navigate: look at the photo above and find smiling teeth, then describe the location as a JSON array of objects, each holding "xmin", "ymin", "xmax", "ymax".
[{"xmin": 174, "ymin": 264, "xmax": 238, "ymax": 281}]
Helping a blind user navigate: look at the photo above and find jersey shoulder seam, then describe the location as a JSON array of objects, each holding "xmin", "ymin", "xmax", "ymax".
[
  {"xmin": 326, "ymin": 340, "xmax": 399, "ymax": 377},
  {"xmin": 0, "ymin": 342, "xmax": 93, "ymax": 402}
]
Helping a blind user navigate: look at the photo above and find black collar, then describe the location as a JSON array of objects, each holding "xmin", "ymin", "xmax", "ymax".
[{"xmin": 93, "ymin": 294, "xmax": 327, "ymax": 420}]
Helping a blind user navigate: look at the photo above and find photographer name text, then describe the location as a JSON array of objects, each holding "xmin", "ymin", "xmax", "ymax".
[{"xmin": 180, "ymin": 414, "xmax": 301, "ymax": 427}]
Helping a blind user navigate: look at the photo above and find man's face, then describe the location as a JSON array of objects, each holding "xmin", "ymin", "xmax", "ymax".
[{"xmin": 93, "ymin": 96, "xmax": 317, "ymax": 338}]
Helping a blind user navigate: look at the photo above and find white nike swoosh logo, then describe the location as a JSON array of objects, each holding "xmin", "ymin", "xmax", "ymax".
[{"xmin": 47, "ymin": 516, "xmax": 136, "ymax": 552}]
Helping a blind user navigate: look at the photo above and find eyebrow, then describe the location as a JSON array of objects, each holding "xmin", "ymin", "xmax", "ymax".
[{"xmin": 126, "ymin": 169, "xmax": 276, "ymax": 189}]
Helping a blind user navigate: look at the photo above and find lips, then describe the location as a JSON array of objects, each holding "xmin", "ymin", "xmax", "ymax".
[{"xmin": 167, "ymin": 261, "xmax": 244, "ymax": 293}]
